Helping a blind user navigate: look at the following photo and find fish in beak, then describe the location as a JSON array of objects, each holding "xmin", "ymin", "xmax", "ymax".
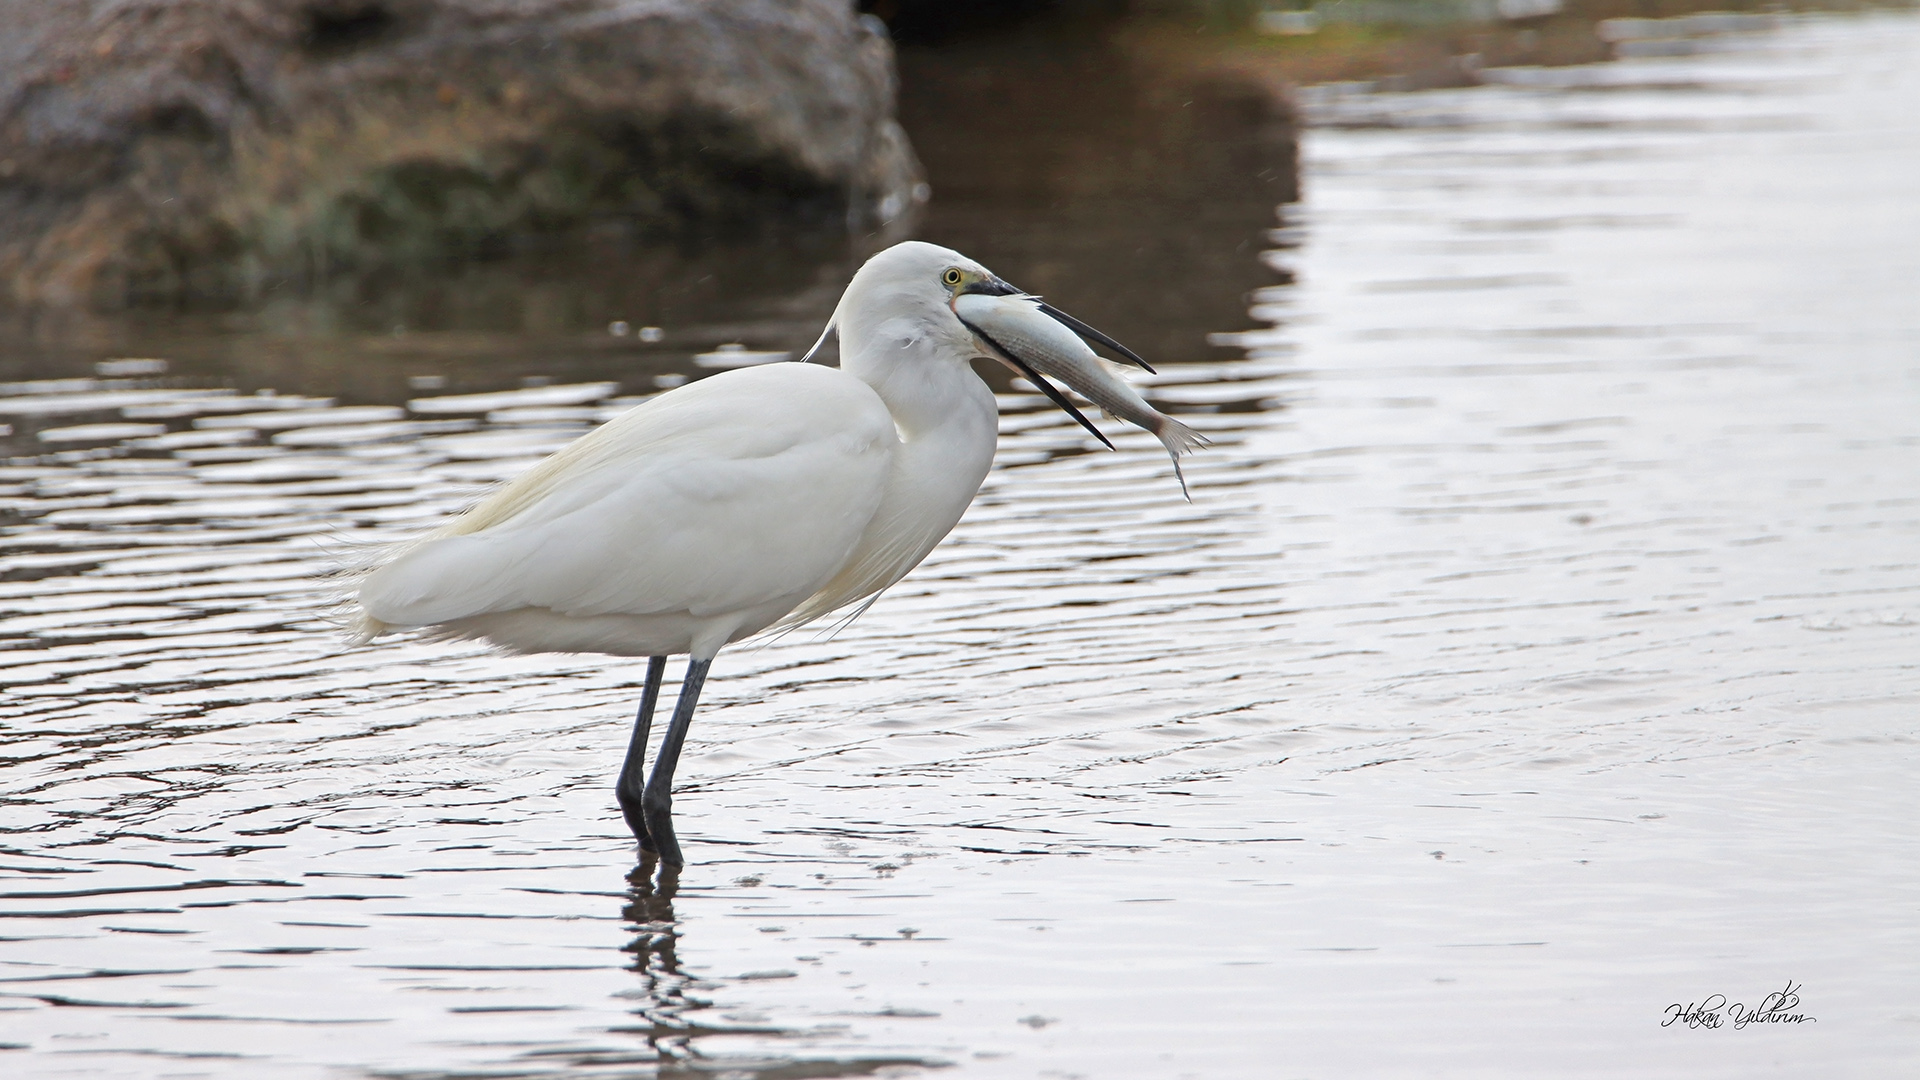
[{"xmin": 951, "ymin": 285, "xmax": 1206, "ymax": 498}]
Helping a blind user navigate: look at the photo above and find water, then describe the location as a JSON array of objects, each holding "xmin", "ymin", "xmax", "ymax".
[{"xmin": 4, "ymin": 12, "xmax": 1919, "ymax": 1078}]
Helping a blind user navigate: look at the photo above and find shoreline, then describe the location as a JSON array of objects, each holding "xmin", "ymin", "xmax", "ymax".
[{"xmin": 1113, "ymin": 0, "xmax": 1913, "ymax": 92}]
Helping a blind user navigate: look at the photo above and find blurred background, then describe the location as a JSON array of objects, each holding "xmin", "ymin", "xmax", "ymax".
[
  {"xmin": 2, "ymin": 0, "xmax": 1825, "ymax": 406},
  {"xmin": 2, "ymin": 0, "xmax": 1309, "ymax": 406}
]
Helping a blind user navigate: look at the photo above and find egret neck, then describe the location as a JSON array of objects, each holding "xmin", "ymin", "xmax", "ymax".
[{"xmin": 775, "ymin": 313, "xmax": 1000, "ymax": 627}]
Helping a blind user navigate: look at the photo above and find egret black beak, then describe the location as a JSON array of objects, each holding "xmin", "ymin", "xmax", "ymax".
[
  {"xmin": 961, "ymin": 275, "xmax": 1024, "ymax": 298},
  {"xmin": 956, "ymin": 278, "xmax": 1152, "ymax": 447},
  {"xmin": 957, "ymin": 313, "xmax": 1115, "ymax": 450},
  {"xmin": 953, "ymin": 275, "xmax": 1104, "ymax": 444},
  {"xmin": 1031, "ymin": 303, "xmax": 1155, "ymax": 374},
  {"xmin": 960, "ymin": 275, "xmax": 1155, "ymax": 375}
]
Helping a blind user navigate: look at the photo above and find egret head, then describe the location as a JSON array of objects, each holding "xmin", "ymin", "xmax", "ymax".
[
  {"xmin": 811, "ymin": 242, "xmax": 1013, "ymax": 355},
  {"xmin": 805, "ymin": 241, "xmax": 1148, "ymax": 369},
  {"xmin": 936, "ymin": 262, "xmax": 1020, "ymax": 301},
  {"xmin": 804, "ymin": 241, "xmax": 1168, "ymax": 456}
]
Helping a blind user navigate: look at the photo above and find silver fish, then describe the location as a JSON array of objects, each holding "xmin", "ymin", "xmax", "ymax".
[{"xmin": 952, "ymin": 291, "xmax": 1207, "ymax": 497}]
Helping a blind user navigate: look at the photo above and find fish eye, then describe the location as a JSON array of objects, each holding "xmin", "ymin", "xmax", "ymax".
[{"xmin": 943, "ymin": 268, "xmax": 963, "ymax": 286}]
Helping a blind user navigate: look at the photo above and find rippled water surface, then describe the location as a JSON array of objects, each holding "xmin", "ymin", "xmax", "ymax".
[{"xmin": 4, "ymin": 13, "xmax": 1919, "ymax": 1079}]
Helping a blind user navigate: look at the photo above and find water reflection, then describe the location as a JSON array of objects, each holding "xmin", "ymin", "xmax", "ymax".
[
  {"xmin": 620, "ymin": 864, "xmax": 692, "ymax": 1061},
  {"xmin": 898, "ymin": 25, "xmax": 1297, "ymax": 365},
  {"xmin": 0, "ymin": 236, "xmax": 862, "ymax": 406},
  {"xmin": 605, "ymin": 863, "xmax": 941, "ymax": 1079},
  {"xmin": 0, "ymin": 28, "xmax": 1292, "ymax": 404}
]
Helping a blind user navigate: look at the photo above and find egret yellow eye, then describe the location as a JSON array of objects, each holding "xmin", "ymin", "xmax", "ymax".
[{"xmin": 943, "ymin": 268, "xmax": 963, "ymax": 286}]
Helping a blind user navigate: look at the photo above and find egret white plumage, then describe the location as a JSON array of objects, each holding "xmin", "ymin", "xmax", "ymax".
[{"xmin": 350, "ymin": 241, "xmax": 1202, "ymax": 865}]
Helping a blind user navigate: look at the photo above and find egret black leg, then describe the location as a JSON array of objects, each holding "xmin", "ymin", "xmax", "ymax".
[
  {"xmin": 642, "ymin": 657, "xmax": 712, "ymax": 867},
  {"xmin": 616, "ymin": 656, "xmax": 669, "ymax": 849}
]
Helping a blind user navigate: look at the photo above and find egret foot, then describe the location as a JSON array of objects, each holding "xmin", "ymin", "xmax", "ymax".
[
  {"xmin": 615, "ymin": 656, "xmax": 669, "ymax": 849},
  {"xmin": 640, "ymin": 656, "xmax": 711, "ymax": 867}
]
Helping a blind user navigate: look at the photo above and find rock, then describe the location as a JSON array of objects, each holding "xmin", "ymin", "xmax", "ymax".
[{"xmin": 0, "ymin": 0, "xmax": 922, "ymax": 307}]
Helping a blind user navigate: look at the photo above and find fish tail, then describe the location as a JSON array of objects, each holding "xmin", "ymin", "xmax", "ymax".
[
  {"xmin": 1154, "ymin": 414, "xmax": 1209, "ymax": 455},
  {"xmin": 1152, "ymin": 415, "xmax": 1208, "ymax": 501}
]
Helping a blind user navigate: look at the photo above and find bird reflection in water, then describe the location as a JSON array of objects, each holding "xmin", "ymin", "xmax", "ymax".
[
  {"xmin": 619, "ymin": 860, "xmax": 697, "ymax": 1060},
  {"xmin": 613, "ymin": 859, "xmax": 942, "ymax": 1077}
]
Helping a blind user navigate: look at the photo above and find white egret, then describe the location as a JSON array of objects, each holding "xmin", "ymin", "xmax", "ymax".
[{"xmin": 350, "ymin": 241, "xmax": 1201, "ymax": 865}]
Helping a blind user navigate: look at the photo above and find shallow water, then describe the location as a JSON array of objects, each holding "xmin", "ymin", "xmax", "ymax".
[{"xmin": 4, "ymin": 12, "xmax": 1919, "ymax": 1079}]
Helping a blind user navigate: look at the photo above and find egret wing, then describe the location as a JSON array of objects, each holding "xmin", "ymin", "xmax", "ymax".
[{"xmin": 359, "ymin": 364, "xmax": 896, "ymax": 630}]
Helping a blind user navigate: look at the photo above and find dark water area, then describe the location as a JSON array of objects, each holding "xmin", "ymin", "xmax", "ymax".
[
  {"xmin": 4, "ymin": 10, "xmax": 1919, "ymax": 1080},
  {"xmin": 0, "ymin": 235, "xmax": 853, "ymax": 411},
  {"xmin": 0, "ymin": 24, "xmax": 1293, "ymax": 414},
  {"xmin": 898, "ymin": 27, "xmax": 1297, "ymax": 366}
]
